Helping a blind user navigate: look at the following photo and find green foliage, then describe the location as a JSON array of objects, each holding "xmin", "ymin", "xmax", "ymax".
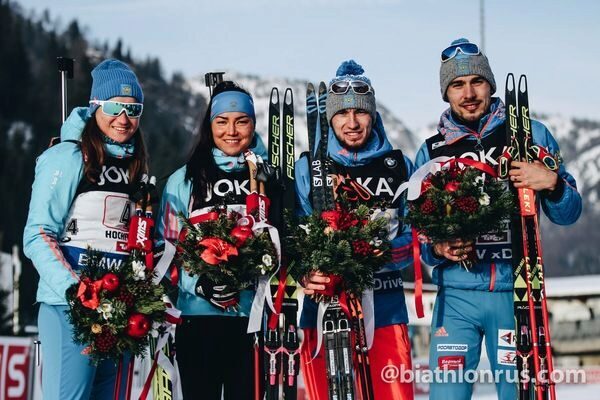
[
  {"xmin": 286, "ymin": 201, "xmax": 392, "ymax": 296},
  {"xmin": 405, "ymin": 166, "xmax": 514, "ymax": 243},
  {"xmin": 65, "ymin": 249, "xmax": 166, "ymax": 364},
  {"xmin": 176, "ymin": 209, "xmax": 278, "ymax": 289}
]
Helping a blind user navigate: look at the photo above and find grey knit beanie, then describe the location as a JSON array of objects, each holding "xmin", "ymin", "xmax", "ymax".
[
  {"xmin": 440, "ymin": 38, "xmax": 496, "ymax": 101},
  {"xmin": 326, "ymin": 60, "xmax": 376, "ymax": 122}
]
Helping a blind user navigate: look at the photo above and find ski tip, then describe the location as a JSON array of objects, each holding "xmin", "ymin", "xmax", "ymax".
[
  {"xmin": 518, "ymin": 74, "xmax": 528, "ymax": 93},
  {"xmin": 318, "ymin": 81, "xmax": 327, "ymax": 92},
  {"xmin": 505, "ymin": 73, "xmax": 515, "ymax": 92},
  {"xmin": 307, "ymin": 82, "xmax": 315, "ymax": 92},
  {"xmin": 284, "ymin": 87, "xmax": 293, "ymax": 104},
  {"xmin": 270, "ymin": 87, "xmax": 280, "ymax": 104}
]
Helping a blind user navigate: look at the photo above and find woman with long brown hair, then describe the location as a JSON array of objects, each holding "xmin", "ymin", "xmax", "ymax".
[{"xmin": 23, "ymin": 59, "xmax": 147, "ymax": 399}]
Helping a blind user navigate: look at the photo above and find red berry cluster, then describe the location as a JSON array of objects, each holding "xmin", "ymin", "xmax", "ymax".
[
  {"xmin": 117, "ymin": 289, "xmax": 135, "ymax": 308},
  {"xmin": 352, "ymin": 240, "xmax": 372, "ymax": 257},
  {"xmin": 95, "ymin": 326, "xmax": 117, "ymax": 353},
  {"xmin": 454, "ymin": 196, "xmax": 479, "ymax": 213},
  {"xmin": 420, "ymin": 198, "xmax": 437, "ymax": 214}
]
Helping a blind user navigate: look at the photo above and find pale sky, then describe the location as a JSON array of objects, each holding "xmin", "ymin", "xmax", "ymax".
[{"xmin": 19, "ymin": 0, "xmax": 600, "ymax": 131}]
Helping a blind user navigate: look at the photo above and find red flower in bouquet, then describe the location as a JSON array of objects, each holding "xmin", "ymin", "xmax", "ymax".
[
  {"xmin": 321, "ymin": 208, "xmax": 360, "ymax": 231},
  {"xmin": 230, "ymin": 226, "xmax": 254, "ymax": 247},
  {"xmin": 199, "ymin": 237, "xmax": 239, "ymax": 265},
  {"xmin": 76, "ymin": 278, "xmax": 103, "ymax": 309},
  {"xmin": 421, "ymin": 179, "xmax": 433, "ymax": 194}
]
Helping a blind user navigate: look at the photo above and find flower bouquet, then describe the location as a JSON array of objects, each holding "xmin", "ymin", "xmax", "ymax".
[
  {"xmin": 405, "ymin": 159, "xmax": 514, "ymax": 267},
  {"xmin": 287, "ymin": 194, "xmax": 392, "ymax": 298},
  {"xmin": 175, "ymin": 206, "xmax": 278, "ymax": 305},
  {"xmin": 66, "ymin": 250, "xmax": 166, "ymax": 364}
]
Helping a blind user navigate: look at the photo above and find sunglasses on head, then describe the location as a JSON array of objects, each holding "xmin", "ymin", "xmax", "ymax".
[
  {"xmin": 441, "ymin": 42, "xmax": 480, "ymax": 62},
  {"xmin": 89, "ymin": 100, "xmax": 144, "ymax": 118},
  {"xmin": 328, "ymin": 80, "xmax": 374, "ymax": 95}
]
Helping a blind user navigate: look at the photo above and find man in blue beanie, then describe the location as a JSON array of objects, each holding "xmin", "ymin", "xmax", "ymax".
[
  {"xmin": 296, "ymin": 60, "xmax": 415, "ymax": 399},
  {"xmin": 415, "ymin": 38, "xmax": 582, "ymax": 400}
]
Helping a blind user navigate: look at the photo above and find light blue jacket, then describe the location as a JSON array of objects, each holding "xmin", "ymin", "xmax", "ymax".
[
  {"xmin": 415, "ymin": 101, "xmax": 582, "ymax": 291},
  {"xmin": 23, "ymin": 107, "xmax": 136, "ymax": 305},
  {"xmin": 154, "ymin": 166, "xmax": 254, "ymax": 317}
]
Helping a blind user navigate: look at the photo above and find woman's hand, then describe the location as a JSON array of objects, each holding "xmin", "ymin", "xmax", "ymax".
[
  {"xmin": 301, "ymin": 270, "xmax": 331, "ymax": 296},
  {"xmin": 433, "ymin": 239, "xmax": 474, "ymax": 263}
]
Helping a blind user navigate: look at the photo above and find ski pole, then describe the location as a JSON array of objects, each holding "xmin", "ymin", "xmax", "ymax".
[
  {"xmin": 114, "ymin": 356, "xmax": 124, "ymax": 400},
  {"xmin": 56, "ymin": 57, "xmax": 74, "ymax": 123},
  {"xmin": 205, "ymin": 72, "xmax": 225, "ymax": 97}
]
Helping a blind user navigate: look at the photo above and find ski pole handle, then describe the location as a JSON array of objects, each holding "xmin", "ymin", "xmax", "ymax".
[
  {"xmin": 57, "ymin": 57, "xmax": 74, "ymax": 123},
  {"xmin": 204, "ymin": 72, "xmax": 225, "ymax": 97}
]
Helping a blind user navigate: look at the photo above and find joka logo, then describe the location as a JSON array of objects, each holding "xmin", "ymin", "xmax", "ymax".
[
  {"xmin": 205, "ymin": 178, "xmax": 250, "ymax": 200},
  {"xmin": 498, "ymin": 329, "xmax": 516, "ymax": 348},
  {"xmin": 97, "ymin": 165, "xmax": 130, "ymax": 186},
  {"xmin": 458, "ymin": 146, "xmax": 502, "ymax": 166},
  {"xmin": 434, "ymin": 327, "xmax": 449, "ymax": 337},
  {"xmin": 437, "ymin": 344, "xmax": 468, "ymax": 352}
]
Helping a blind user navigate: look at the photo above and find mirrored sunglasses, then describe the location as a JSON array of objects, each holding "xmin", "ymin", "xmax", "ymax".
[
  {"xmin": 89, "ymin": 100, "xmax": 144, "ymax": 118},
  {"xmin": 441, "ymin": 42, "xmax": 480, "ymax": 62}
]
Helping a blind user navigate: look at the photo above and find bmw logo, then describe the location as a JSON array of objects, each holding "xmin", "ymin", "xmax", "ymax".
[{"xmin": 384, "ymin": 157, "xmax": 397, "ymax": 168}]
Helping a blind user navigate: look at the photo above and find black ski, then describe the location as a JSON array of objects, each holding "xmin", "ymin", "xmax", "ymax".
[
  {"xmin": 281, "ymin": 88, "xmax": 300, "ymax": 400},
  {"xmin": 264, "ymin": 88, "xmax": 282, "ymax": 400},
  {"xmin": 318, "ymin": 82, "xmax": 335, "ymax": 211},
  {"xmin": 307, "ymin": 83, "xmax": 325, "ymax": 212},
  {"xmin": 507, "ymin": 73, "xmax": 556, "ymax": 400},
  {"xmin": 264, "ymin": 87, "xmax": 299, "ymax": 400}
]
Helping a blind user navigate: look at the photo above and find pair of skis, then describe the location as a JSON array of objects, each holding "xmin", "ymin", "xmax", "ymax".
[
  {"xmin": 505, "ymin": 74, "xmax": 557, "ymax": 400},
  {"xmin": 257, "ymin": 87, "xmax": 300, "ymax": 400},
  {"xmin": 306, "ymin": 83, "xmax": 374, "ymax": 400}
]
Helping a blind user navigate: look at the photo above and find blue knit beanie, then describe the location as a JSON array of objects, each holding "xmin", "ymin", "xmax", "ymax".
[
  {"xmin": 88, "ymin": 59, "xmax": 144, "ymax": 115},
  {"xmin": 326, "ymin": 60, "xmax": 376, "ymax": 122}
]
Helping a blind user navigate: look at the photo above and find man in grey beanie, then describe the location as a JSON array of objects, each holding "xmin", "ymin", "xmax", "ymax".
[
  {"xmin": 414, "ymin": 38, "xmax": 582, "ymax": 400},
  {"xmin": 295, "ymin": 60, "xmax": 416, "ymax": 399}
]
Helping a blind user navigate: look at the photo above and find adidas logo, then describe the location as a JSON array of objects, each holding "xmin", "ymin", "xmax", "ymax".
[{"xmin": 434, "ymin": 326, "xmax": 449, "ymax": 337}]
